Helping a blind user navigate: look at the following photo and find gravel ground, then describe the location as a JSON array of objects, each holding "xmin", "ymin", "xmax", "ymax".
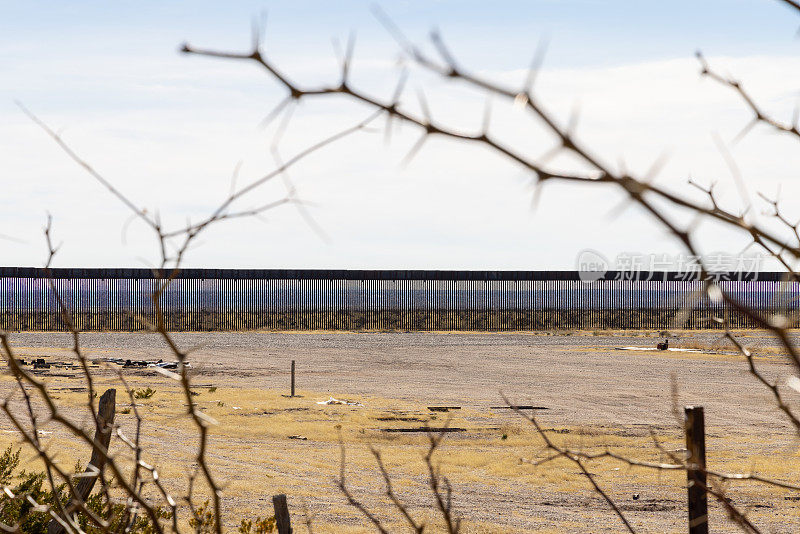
[
  {"xmin": 8, "ymin": 329, "xmax": 797, "ymax": 429},
  {"xmin": 5, "ymin": 330, "xmax": 800, "ymax": 532}
]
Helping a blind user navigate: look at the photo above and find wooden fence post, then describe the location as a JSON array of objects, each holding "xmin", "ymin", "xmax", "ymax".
[
  {"xmin": 685, "ymin": 405, "xmax": 708, "ymax": 534},
  {"xmin": 48, "ymin": 388, "xmax": 116, "ymax": 534},
  {"xmin": 272, "ymin": 494, "xmax": 292, "ymax": 534},
  {"xmin": 290, "ymin": 360, "xmax": 295, "ymax": 397}
]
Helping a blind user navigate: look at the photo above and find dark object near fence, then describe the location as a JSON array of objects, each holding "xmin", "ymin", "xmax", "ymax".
[
  {"xmin": 427, "ymin": 406, "xmax": 461, "ymax": 412},
  {"xmin": 657, "ymin": 339, "xmax": 669, "ymax": 350},
  {"xmin": 33, "ymin": 358, "xmax": 49, "ymax": 369},
  {"xmin": 685, "ymin": 405, "xmax": 708, "ymax": 534},
  {"xmin": 0, "ymin": 268, "xmax": 795, "ymax": 332},
  {"xmin": 272, "ymin": 494, "xmax": 292, "ymax": 534}
]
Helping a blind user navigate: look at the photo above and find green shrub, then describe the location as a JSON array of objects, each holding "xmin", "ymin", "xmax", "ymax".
[
  {"xmin": 189, "ymin": 500, "xmax": 215, "ymax": 533},
  {"xmin": 0, "ymin": 445, "xmax": 170, "ymax": 533},
  {"xmin": 133, "ymin": 387, "xmax": 156, "ymax": 399},
  {"xmin": 239, "ymin": 516, "xmax": 276, "ymax": 533}
]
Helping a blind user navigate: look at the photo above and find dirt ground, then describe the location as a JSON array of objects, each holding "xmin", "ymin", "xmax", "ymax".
[{"xmin": 2, "ymin": 330, "xmax": 800, "ymax": 532}]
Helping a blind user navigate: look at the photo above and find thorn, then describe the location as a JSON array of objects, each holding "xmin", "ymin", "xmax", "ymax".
[
  {"xmin": 430, "ymin": 28, "xmax": 457, "ymax": 72},
  {"xmin": 732, "ymin": 118, "xmax": 759, "ymax": 144},
  {"xmin": 289, "ymin": 195, "xmax": 331, "ymax": 244},
  {"xmin": 401, "ymin": 134, "xmax": 427, "ymax": 167},
  {"xmin": 643, "ymin": 150, "xmax": 671, "ymax": 183},
  {"xmin": 331, "ymin": 36, "xmax": 343, "ymax": 66},
  {"xmin": 391, "ymin": 69, "xmax": 409, "ymax": 104},
  {"xmin": 371, "ymin": 5, "xmax": 418, "ymax": 58},
  {"xmin": 270, "ymin": 100, "xmax": 296, "ymax": 152},
  {"xmin": 417, "ymin": 90, "xmax": 431, "ymax": 123},
  {"xmin": 617, "ymin": 156, "xmax": 628, "ymax": 176},
  {"xmin": 482, "ymin": 97, "xmax": 492, "ymax": 135},
  {"xmin": 343, "ymin": 30, "xmax": 357, "ymax": 81},
  {"xmin": 713, "ymin": 131, "xmax": 749, "ymax": 210},
  {"xmin": 536, "ymin": 144, "xmax": 563, "ymax": 167},
  {"xmin": 383, "ymin": 113, "xmax": 393, "ymax": 145},
  {"xmin": 257, "ymin": 96, "xmax": 291, "ymax": 130},
  {"xmin": 605, "ymin": 198, "xmax": 635, "ymax": 222},
  {"xmin": 251, "ymin": 16, "xmax": 261, "ymax": 51},
  {"xmin": 229, "ymin": 160, "xmax": 243, "ymax": 197},
  {"xmin": 687, "ymin": 211, "xmax": 704, "ymax": 232},
  {"xmin": 695, "ymin": 50, "xmax": 710, "ymax": 75},
  {"xmin": 523, "ymin": 36, "xmax": 549, "ymax": 94}
]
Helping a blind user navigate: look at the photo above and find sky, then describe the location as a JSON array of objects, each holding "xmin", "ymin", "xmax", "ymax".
[{"xmin": 1, "ymin": 1, "xmax": 799, "ymax": 270}]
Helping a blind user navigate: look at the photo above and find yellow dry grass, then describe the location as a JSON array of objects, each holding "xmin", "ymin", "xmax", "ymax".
[{"xmin": 0, "ymin": 368, "xmax": 798, "ymax": 532}]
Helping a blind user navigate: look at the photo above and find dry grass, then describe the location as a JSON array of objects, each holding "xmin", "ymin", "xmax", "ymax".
[{"xmin": 0, "ymin": 364, "xmax": 798, "ymax": 532}]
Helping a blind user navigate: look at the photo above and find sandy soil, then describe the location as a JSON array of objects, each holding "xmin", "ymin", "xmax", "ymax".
[
  {"xmin": 9, "ymin": 329, "xmax": 797, "ymax": 428},
  {"xmin": 3, "ymin": 330, "xmax": 799, "ymax": 532}
]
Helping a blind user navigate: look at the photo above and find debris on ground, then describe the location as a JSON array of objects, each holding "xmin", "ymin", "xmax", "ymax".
[
  {"xmin": 490, "ymin": 405, "xmax": 549, "ymax": 410},
  {"xmin": 99, "ymin": 358, "xmax": 191, "ymax": 369},
  {"xmin": 152, "ymin": 361, "xmax": 191, "ymax": 370},
  {"xmin": 316, "ymin": 397, "xmax": 363, "ymax": 407},
  {"xmin": 382, "ymin": 427, "xmax": 467, "ymax": 433},
  {"xmin": 375, "ymin": 415, "xmax": 427, "ymax": 422},
  {"xmin": 616, "ymin": 347, "xmax": 702, "ymax": 353},
  {"xmin": 427, "ymin": 406, "xmax": 461, "ymax": 412}
]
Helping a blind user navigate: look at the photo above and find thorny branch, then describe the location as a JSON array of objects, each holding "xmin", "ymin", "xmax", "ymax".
[
  {"xmin": 501, "ymin": 393, "xmax": 636, "ymax": 533},
  {"xmin": 338, "ymin": 427, "xmax": 461, "ymax": 533},
  {"xmin": 511, "ymin": 397, "xmax": 779, "ymax": 534},
  {"xmin": 696, "ymin": 53, "xmax": 800, "ymax": 142},
  {"xmin": 8, "ymin": 89, "xmax": 378, "ymax": 532},
  {"xmin": 180, "ymin": 11, "xmax": 800, "ymax": 402},
  {"xmin": 182, "ymin": 16, "xmax": 800, "ymax": 263},
  {"xmin": 167, "ymin": 4, "xmax": 800, "ymax": 531},
  {"xmin": 6, "ymin": 2, "xmax": 800, "ymax": 532}
]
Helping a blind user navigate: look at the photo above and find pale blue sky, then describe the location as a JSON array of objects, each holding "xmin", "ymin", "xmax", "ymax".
[
  {"xmin": 1, "ymin": 1, "xmax": 799, "ymax": 269},
  {"xmin": 2, "ymin": 1, "xmax": 795, "ymax": 64}
]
